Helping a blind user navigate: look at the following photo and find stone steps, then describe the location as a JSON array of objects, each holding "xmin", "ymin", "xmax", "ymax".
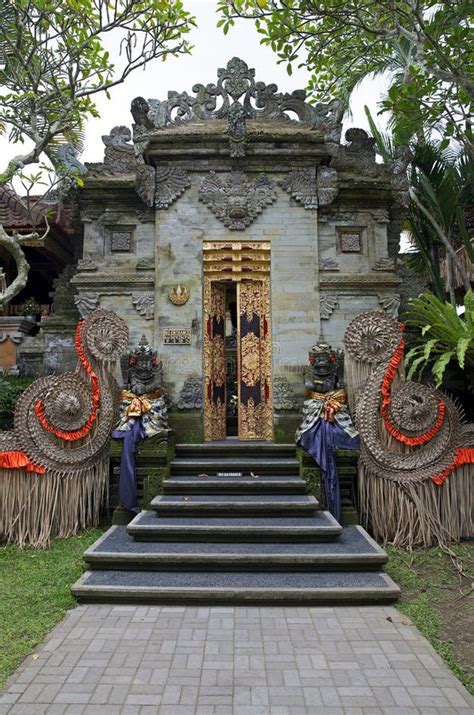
[
  {"xmin": 127, "ymin": 509, "xmax": 342, "ymax": 542},
  {"xmin": 73, "ymin": 570, "xmax": 400, "ymax": 605},
  {"xmin": 72, "ymin": 442, "xmax": 400, "ymax": 605},
  {"xmin": 82, "ymin": 524, "xmax": 388, "ymax": 572},
  {"xmin": 150, "ymin": 493, "xmax": 319, "ymax": 516}
]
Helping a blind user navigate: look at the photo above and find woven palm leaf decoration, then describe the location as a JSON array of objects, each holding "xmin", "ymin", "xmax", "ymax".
[
  {"xmin": 344, "ymin": 311, "xmax": 473, "ymax": 548},
  {"xmin": 0, "ymin": 310, "xmax": 128, "ymax": 546}
]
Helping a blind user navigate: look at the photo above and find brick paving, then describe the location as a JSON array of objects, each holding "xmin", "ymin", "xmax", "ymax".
[{"xmin": 0, "ymin": 605, "xmax": 472, "ymax": 715}]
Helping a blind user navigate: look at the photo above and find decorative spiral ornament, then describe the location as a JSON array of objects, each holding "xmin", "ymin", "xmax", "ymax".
[
  {"xmin": 344, "ymin": 310, "xmax": 465, "ymax": 484},
  {"xmin": 11, "ymin": 309, "xmax": 128, "ymax": 473},
  {"xmin": 344, "ymin": 311, "xmax": 401, "ymax": 365},
  {"xmin": 82, "ymin": 309, "xmax": 129, "ymax": 364}
]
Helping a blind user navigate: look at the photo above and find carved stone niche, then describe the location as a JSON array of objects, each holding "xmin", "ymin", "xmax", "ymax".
[{"xmin": 199, "ymin": 171, "xmax": 277, "ymax": 230}]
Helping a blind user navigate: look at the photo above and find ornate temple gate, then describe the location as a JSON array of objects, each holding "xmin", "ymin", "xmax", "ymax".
[{"xmin": 203, "ymin": 242, "xmax": 272, "ymax": 441}]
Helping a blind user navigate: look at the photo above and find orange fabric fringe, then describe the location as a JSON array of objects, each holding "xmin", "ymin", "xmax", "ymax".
[
  {"xmin": 0, "ymin": 451, "xmax": 45, "ymax": 474},
  {"xmin": 432, "ymin": 448, "xmax": 474, "ymax": 485},
  {"xmin": 34, "ymin": 321, "xmax": 100, "ymax": 441},
  {"xmin": 381, "ymin": 337, "xmax": 446, "ymax": 447}
]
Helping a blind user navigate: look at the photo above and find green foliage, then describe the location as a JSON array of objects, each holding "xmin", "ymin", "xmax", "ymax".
[
  {"xmin": 0, "ymin": 0, "xmax": 195, "ymax": 182},
  {"xmin": 405, "ymin": 291, "xmax": 474, "ymax": 386},
  {"xmin": 0, "ymin": 375, "xmax": 33, "ymax": 428},
  {"xmin": 218, "ymin": 1, "xmax": 474, "ymax": 153},
  {"xmin": 0, "ymin": 530, "xmax": 103, "ymax": 689}
]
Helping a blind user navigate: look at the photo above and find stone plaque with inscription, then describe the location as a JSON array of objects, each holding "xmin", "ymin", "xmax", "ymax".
[{"xmin": 163, "ymin": 328, "xmax": 192, "ymax": 345}]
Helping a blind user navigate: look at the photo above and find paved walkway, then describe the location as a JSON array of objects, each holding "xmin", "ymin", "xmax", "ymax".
[{"xmin": 0, "ymin": 605, "xmax": 472, "ymax": 715}]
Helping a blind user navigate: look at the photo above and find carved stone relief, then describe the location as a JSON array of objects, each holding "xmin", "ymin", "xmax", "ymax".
[
  {"xmin": 110, "ymin": 231, "xmax": 133, "ymax": 252},
  {"xmin": 74, "ymin": 293, "xmax": 100, "ymax": 317},
  {"xmin": 132, "ymin": 293, "xmax": 155, "ymax": 319},
  {"xmin": 378, "ymin": 293, "xmax": 401, "ymax": 318},
  {"xmin": 228, "ymin": 103, "xmax": 247, "ymax": 158},
  {"xmin": 199, "ymin": 171, "xmax": 277, "ymax": 229},
  {"xmin": 134, "ymin": 164, "xmax": 156, "ymax": 208},
  {"xmin": 77, "ymin": 258, "xmax": 98, "ymax": 272},
  {"xmin": 319, "ymin": 257, "xmax": 339, "ymax": 271},
  {"xmin": 178, "ymin": 375, "xmax": 203, "ymax": 410},
  {"xmin": 281, "ymin": 168, "xmax": 318, "ymax": 209},
  {"xmin": 320, "ymin": 293, "xmax": 339, "ymax": 320},
  {"xmin": 374, "ymin": 257, "xmax": 396, "ymax": 271},
  {"xmin": 273, "ymin": 376, "xmax": 298, "ymax": 411},
  {"xmin": 156, "ymin": 166, "xmax": 190, "ymax": 208},
  {"xmin": 317, "ymin": 167, "xmax": 339, "ymax": 206},
  {"xmin": 132, "ymin": 57, "xmax": 344, "ymax": 143},
  {"xmin": 136, "ymin": 257, "xmax": 155, "ymax": 271},
  {"xmin": 339, "ymin": 230, "xmax": 362, "ymax": 253},
  {"xmin": 102, "ymin": 126, "xmax": 136, "ymax": 173}
]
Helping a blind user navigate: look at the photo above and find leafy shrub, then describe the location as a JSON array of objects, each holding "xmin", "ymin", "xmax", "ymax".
[
  {"xmin": 405, "ymin": 291, "xmax": 474, "ymax": 386},
  {"xmin": 0, "ymin": 375, "xmax": 34, "ymax": 429}
]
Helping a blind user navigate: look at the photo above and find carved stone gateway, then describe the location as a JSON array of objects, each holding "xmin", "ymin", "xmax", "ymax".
[{"xmin": 71, "ymin": 57, "xmax": 403, "ymax": 444}]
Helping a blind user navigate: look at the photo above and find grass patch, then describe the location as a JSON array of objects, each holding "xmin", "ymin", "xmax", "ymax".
[
  {"xmin": 385, "ymin": 543, "xmax": 474, "ymax": 695},
  {"xmin": 0, "ymin": 530, "xmax": 102, "ymax": 690}
]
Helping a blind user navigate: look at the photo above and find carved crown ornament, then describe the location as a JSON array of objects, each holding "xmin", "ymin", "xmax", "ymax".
[
  {"xmin": 199, "ymin": 171, "xmax": 277, "ymax": 230},
  {"xmin": 168, "ymin": 284, "xmax": 190, "ymax": 306},
  {"xmin": 130, "ymin": 57, "xmax": 344, "ymax": 143}
]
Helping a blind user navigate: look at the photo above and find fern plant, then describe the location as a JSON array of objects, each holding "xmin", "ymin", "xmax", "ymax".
[
  {"xmin": 405, "ymin": 291, "xmax": 474, "ymax": 387},
  {"xmin": 0, "ymin": 375, "xmax": 33, "ymax": 429}
]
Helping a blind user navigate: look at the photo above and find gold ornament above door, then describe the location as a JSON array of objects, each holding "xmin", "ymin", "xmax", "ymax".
[{"xmin": 203, "ymin": 242, "xmax": 273, "ymax": 442}]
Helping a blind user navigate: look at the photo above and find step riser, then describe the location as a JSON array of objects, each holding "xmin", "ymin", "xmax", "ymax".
[
  {"xmin": 74, "ymin": 590, "xmax": 399, "ymax": 605},
  {"xmin": 85, "ymin": 560, "xmax": 384, "ymax": 573},
  {"xmin": 171, "ymin": 464, "xmax": 299, "ymax": 477},
  {"xmin": 163, "ymin": 484, "xmax": 308, "ymax": 495},
  {"xmin": 152, "ymin": 506, "xmax": 318, "ymax": 517},
  {"xmin": 129, "ymin": 532, "xmax": 340, "ymax": 543},
  {"xmin": 175, "ymin": 446, "xmax": 296, "ymax": 459}
]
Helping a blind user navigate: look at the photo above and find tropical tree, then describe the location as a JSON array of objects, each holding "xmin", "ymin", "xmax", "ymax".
[
  {"xmin": 0, "ymin": 0, "xmax": 194, "ymax": 307},
  {"xmin": 218, "ymin": 1, "xmax": 473, "ymax": 154},
  {"xmin": 365, "ymin": 109, "xmax": 473, "ymax": 299}
]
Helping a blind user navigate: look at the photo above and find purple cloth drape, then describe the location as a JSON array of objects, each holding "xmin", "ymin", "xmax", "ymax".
[
  {"xmin": 298, "ymin": 420, "xmax": 360, "ymax": 523},
  {"xmin": 111, "ymin": 420, "xmax": 146, "ymax": 513}
]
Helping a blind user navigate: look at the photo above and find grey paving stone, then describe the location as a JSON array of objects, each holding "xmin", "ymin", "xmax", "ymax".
[{"xmin": 1, "ymin": 605, "xmax": 473, "ymax": 714}]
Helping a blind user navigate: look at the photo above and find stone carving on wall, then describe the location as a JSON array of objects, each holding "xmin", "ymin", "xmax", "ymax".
[
  {"xmin": 50, "ymin": 266, "xmax": 79, "ymax": 317},
  {"xmin": 336, "ymin": 128, "xmax": 378, "ymax": 173},
  {"xmin": 136, "ymin": 257, "xmax": 155, "ymax": 271},
  {"xmin": 134, "ymin": 164, "xmax": 156, "ymax": 207},
  {"xmin": 374, "ymin": 257, "xmax": 396, "ymax": 271},
  {"xmin": 74, "ymin": 293, "xmax": 99, "ymax": 317},
  {"xmin": 317, "ymin": 167, "xmax": 339, "ymax": 206},
  {"xmin": 319, "ymin": 257, "xmax": 339, "ymax": 271},
  {"xmin": 228, "ymin": 103, "xmax": 247, "ymax": 158},
  {"xmin": 156, "ymin": 165, "xmax": 190, "ymax": 208},
  {"xmin": 281, "ymin": 167, "xmax": 318, "ymax": 209},
  {"xmin": 131, "ymin": 57, "xmax": 344, "ymax": 143},
  {"xmin": 110, "ymin": 230, "xmax": 133, "ymax": 252},
  {"xmin": 339, "ymin": 230, "xmax": 362, "ymax": 253},
  {"xmin": 273, "ymin": 376, "xmax": 298, "ymax": 411},
  {"xmin": 199, "ymin": 171, "xmax": 277, "ymax": 229},
  {"xmin": 132, "ymin": 293, "xmax": 155, "ymax": 319},
  {"xmin": 378, "ymin": 293, "xmax": 401, "ymax": 318},
  {"xmin": 134, "ymin": 164, "xmax": 190, "ymax": 209},
  {"xmin": 320, "ymin": 293, "xmax": 339, "ymax": 319},
  {"xmin": 102, "ymin": 126, "xmax": 136, "ymax": 173},
  {"xmin": 77, "ymin": 258, "xmax": 98, "ymax": 272},
  {"xmin": 178, "ymin": 375, "xmax": 203, "ymax": 409}
]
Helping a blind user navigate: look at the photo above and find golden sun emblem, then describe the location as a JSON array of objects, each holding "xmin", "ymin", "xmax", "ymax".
[{"xmin": 168, "ymin": 284, "xmax": 190, "ymax": 305}]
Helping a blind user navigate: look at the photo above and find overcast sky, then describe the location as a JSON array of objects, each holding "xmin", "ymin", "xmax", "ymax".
[{"xmin": 1, "ymin": 0, "xmax": 389, "ymax": 167}]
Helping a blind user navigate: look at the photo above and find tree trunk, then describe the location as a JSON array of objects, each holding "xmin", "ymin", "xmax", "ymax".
[{"xmin": 0, "ymin": 226, "xmax": 30, "ymax": 308}]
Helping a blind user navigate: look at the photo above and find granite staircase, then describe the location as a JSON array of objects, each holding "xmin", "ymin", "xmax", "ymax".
[{"xmin": 72, "ymin": 443, "xmax": 400, "ymax": 604}]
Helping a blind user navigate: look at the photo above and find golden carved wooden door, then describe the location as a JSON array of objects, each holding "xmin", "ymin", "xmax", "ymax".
[
  {"xmin": 237, "ymin": 280, "xmax": 273, "ymax": 440},
  {"xmin": 204, "ymin": 281, "xmax": 226, "ymax": 440}
]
